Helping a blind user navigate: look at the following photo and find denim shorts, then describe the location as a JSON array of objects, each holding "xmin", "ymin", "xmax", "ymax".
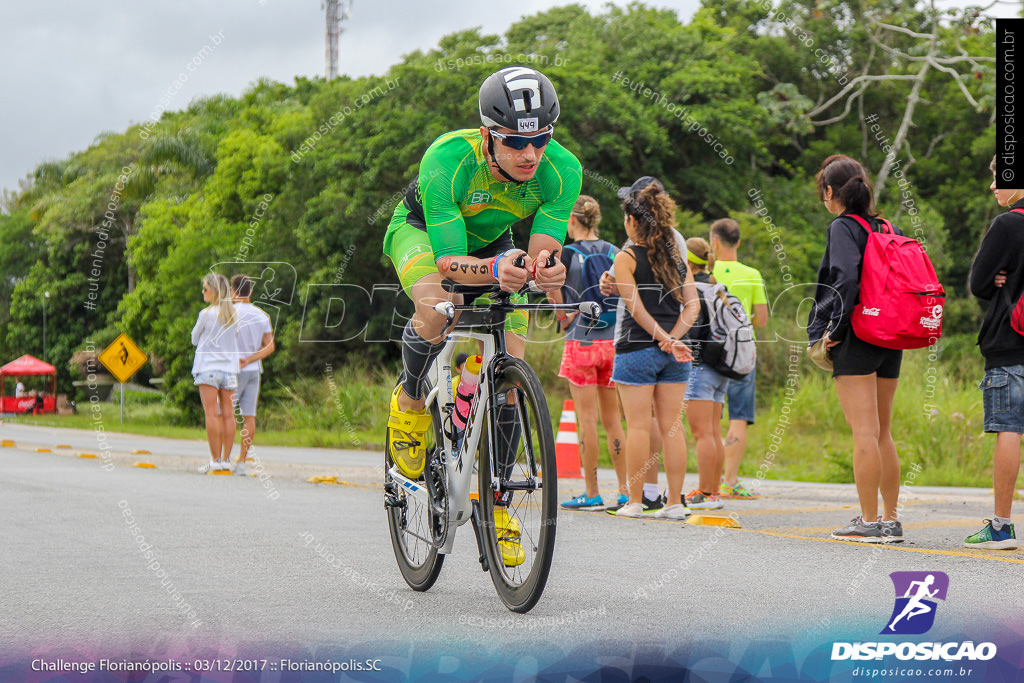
[
  {"xmin": 981, "ymin": 365, "xmax": 1024, "ymax": 434},
  {"xmin": 612, "ymin": 346, "xmax": 690, "ymax": 386},
  {"xmin": 725, "ymin": 365, "xmax": 756, "ymax": 424},
  {"xmin": 193, "ymin": 370, "xmax": 238, "ymax": 391},
  {"xmin": 685, "ymin": 363, "xmax": 730, "ymax": 403}
]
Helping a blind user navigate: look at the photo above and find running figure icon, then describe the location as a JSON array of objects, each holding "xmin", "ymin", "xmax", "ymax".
[
  {"xmin": 881, "ymin": 571, "xmax": 949, "ymax": 635},
  {"xmin": 887, "ymin": 574, "xmax": 938, "ymax": 631}
]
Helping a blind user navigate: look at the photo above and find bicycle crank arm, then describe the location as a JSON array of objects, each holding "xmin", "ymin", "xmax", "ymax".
[{"xmin": 469, "ymin": 499, "xmax": 490, "ymax": 573}]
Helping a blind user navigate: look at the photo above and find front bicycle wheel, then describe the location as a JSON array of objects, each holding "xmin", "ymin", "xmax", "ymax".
[
  {"xmin": 477, "ymin": 357, "xmax": 557, "ymax": 613},
  {"xmin": 385, "ymin": 394, "xmax": 445, "ymax": 592}
]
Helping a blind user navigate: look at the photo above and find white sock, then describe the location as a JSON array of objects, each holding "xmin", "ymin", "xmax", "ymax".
[
  {"xmin": 643, "ymin": 483, "xmax": 659, "ymax": 501},
  {"xmin": 993, "ymin": 516, "xmax": 1012, "ymax": 530}
]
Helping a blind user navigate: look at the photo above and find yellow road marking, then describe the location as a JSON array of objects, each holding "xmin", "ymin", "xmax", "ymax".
[
  {"xmin": 730, "ymin": 500, "xmax": 936, "ymax": 517},
  {"xmin": 776, "ymin": 518, "xmax": 984, "ymax": 534},
  {"xmin": 740, "ymin": 528, "xmax": 1024, "ymax": 564}
]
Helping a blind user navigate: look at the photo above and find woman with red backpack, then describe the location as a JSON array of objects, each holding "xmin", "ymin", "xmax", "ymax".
[{"xmin": 807, "ymin": 155, "xmax": 904, "ymax": 543}]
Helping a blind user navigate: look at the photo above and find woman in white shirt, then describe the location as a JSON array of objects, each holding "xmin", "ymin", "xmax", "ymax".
[{"xmin": 191, "ymin": 273, "xmax": 239, "ymax": 473}]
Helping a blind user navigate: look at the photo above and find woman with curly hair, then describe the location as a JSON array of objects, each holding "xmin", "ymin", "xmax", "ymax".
[{"xmin": 610, "ymin": 177, "xmax": 699, "ymax": 519}]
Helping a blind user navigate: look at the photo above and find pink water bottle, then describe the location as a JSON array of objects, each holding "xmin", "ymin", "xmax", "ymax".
[{"xmin": 453, "ymin": 354, "xmax": 482, "ymax": 433}]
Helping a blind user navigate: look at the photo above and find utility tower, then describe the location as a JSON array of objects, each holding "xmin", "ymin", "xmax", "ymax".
[{"xmin": 324, "ymin": 0, "xmax": 353, "ymax": 80}]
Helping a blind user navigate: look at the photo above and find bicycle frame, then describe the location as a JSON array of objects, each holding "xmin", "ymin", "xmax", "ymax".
[{"xmin": 387, "ymin": 290, "xmax": 597, "ymax": 556}]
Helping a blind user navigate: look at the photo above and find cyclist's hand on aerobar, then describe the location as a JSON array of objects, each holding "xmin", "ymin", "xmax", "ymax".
[
  {"xmin": 497, "ymin": 250, "xmax": 530, "ymax": 292},
  {"xmin": 530, "ymin": 249, "xmax": 565, "ymax": 293}
]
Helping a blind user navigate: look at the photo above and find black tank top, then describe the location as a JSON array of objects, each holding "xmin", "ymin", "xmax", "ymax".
[{"xmin": 616, "ymin": 245, "xmax": 684, "ymax": 354}]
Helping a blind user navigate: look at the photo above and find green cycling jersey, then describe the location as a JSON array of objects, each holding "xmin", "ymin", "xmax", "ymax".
[{"xmin": 384, "ymin": 128, "xmax": 582, "ymax": 260}]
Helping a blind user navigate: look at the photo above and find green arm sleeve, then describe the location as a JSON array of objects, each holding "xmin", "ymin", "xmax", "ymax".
[
  {"xmin": 420, "ymin": 139, "xmax": 472, "ymax": 259},
  {"xmin": 530, "ymin": 151, "xmax": 582, "ymax": 244}
]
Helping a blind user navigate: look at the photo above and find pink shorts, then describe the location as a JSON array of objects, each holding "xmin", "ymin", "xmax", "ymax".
[{"xmin": 558, "ymin": 339, "xmax": 616, "ymax": 388}]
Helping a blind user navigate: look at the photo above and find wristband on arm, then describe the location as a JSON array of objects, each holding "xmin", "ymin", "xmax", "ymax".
[{"xmin": 491, "ymin": 254, "xmax": 505, "ymax": 281}]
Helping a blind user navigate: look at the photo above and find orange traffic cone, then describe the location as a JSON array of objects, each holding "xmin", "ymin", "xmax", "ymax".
[{"xmin": 555, "ymin": 399, "xmax": 583, "ymax": 479}]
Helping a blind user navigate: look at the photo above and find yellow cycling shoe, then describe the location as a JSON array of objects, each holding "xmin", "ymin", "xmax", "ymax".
[
  {"xmin": 387, "ymin": 385, "xmax": 432, "ymax": 479},
  {"xmin": 494, "ymin": 507, "xmax": 525, "ymax": 567}
]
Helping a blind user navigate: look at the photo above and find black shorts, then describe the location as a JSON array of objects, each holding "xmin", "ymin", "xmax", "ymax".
[
  {"xmin": 468, "ymin": 231, "xmax": 515, "ymax": 259},
  {"xmin": 830, "ymin": 328, "xmax": 902, "ymax": 379}
]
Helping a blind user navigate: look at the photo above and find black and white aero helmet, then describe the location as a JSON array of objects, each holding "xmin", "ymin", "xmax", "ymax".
[{"xmin": 478, "ymin": 67, "xmax": 560, "ymax": 133}]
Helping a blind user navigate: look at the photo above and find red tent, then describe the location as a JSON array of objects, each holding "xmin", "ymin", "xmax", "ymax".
[{"xmin": 0, "ymin": 355, "xmax": 56, "ymax": 413}]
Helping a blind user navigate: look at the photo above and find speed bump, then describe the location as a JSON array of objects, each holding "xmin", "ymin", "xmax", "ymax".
[
  {"xmin": 308, "ymin": 475, "xmax": 339, "ymax": 485},
  {"xmin": 687, "ymin": 515, "xmax": 742, "ymax": 528},
  {"xmin": 79, "ymin": 453, "xmax": 97, "ymax": 459},
  {"xmin": 134, "ymin": 463, "xmax": 157, "ymax": 469},
  {"xmin": 56, "ymin": 444, "xmax": 71, "ymax": 449},
  {"xmin": 1, "ymin": 440, "xmax": 14, "ymax": 447},
  {"xmin": 131, "ymin": 449, "xmax": 151, "ymax": 455},
  {"xmin": 34, "ymin": 448, "xmax": 51, "ymax": 453}
]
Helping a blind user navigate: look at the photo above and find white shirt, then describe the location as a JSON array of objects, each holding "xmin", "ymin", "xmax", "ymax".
[
  {"xmin": 234, "ymin": 302, "xmax": 273, "ymax": 374},
  {"xmin": 15, "ymin": 381, "xmax": 25, "ymax": 397},
  {"xmin": 191, "ymin": 307, "xmax": 240, "ymax": 375}
]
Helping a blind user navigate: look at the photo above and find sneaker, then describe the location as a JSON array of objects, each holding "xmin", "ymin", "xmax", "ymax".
[
  {"xmin": 964, "ymin": 519, "xmax": 1019, "ymax": 550},
  {"xmin": 685, "ymin": 490, "xmax": 724, "ymax": 510},
  {"xmin": 607, "ymin": 493, "xmax": 663, "ymax": 515},
  {"xmin": 879, "ymin": 519, "xmax": 904, "ymax": 543},
  {"xmin": 216, "ymin": 460, "xmax": 231, "ymax": 471},
  {"xmin": 387, "ymin": 385, "xmax": 431, "ymax": 479},
  {"xmin": 561, "ymin": 493, "xmax": 605, "ymax": 510},
  {"xmin": 617, "ymin": 494, "xmax": 629, "ymax": 505},
  {"xmin": 494, "ymin": 507, "xmax": 525, "ymax": 566},
  {"xmin": 612, "ymin": 502, "xmax": 644, "ymax": 518},
  {"xmin": 198, "ymin": 460, "xmax": 217, "ymax": 474},
  {"xmin": 720, "ymin": 480, "xmax": 761, "ymax": 500},
  {"xmin": 654, "ymin": 503, "xmax": 691, "ymax": 520},
  {"xmin": 831, "ymin": 516, "xmax": 885, "ymax": 543},
  {"xmin": 233, "ymin": 461, "xmax": 247, "ymax": 476}
]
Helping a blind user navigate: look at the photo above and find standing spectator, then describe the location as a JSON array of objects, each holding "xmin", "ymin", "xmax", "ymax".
[
  {"xmin": 192, "ymin": 273, "xmax": 240, "ymax": 474},
  {"xmin": 600, "ymin": 213, "xmax": 691, "ymax": 514},
  {"xmin": 31, "ymin": 390, "xmax": 45, "ymax": 416},
  {"xmin": 15, "ymin": 380, "xmax": 26, "ymax": 398},
  {"xmin": 807, "ymin": 155, "xmax": 903, "ymax": 543},
  {"xmin": 710, "ymin": 218, "xmax": 769, "ymax": 500},
  {"xmin": 231, "ymin": 274, "xmax": 275, "ymax": 477},
  {"xmin": 547, "ymin": 195, "xmax": 627, "ymax": 510},
  {"xmin": 682, "ymin": 237, "xmax": 728, "ymax": 511},
  {"xmin": 610, "ymin": 177, "xmax": 699, "ymax": 519},
  {"xmin": 963, "ymin": 157, "xmax": 1024, "ymax": 549}
]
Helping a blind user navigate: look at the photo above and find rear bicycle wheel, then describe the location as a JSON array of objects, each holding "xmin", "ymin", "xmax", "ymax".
[
  {"xmin": 385, "ymin": 394, "xmax": 445, "ymax": 591},
  {"xmin": 477, "ymin": 357, "xmax": 557, "ymax": 612}
]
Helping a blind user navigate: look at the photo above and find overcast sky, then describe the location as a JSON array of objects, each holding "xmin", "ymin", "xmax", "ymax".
[{"xmin": 0, "ymin": 1, "xmax": 1015, "ymax": 195}]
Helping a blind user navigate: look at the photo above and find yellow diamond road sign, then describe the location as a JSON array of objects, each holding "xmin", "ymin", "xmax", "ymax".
[{"xmin": 98, "ymin": 334, "xmax": 148, "ymax": 384}]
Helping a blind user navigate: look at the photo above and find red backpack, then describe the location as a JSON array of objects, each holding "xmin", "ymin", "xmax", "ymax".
[
  {"xmin": 1007, "ymin": 209, "xmax": 1024, "ymax": 336},
  {"xmin": 848, "ymin": 215, "xmax": 945, "ymax": 350}
]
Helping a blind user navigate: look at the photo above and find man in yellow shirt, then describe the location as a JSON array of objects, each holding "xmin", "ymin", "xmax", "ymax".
[{"xmin": 710, "ymin": 219, "xmax": 769, "ymax": 499}]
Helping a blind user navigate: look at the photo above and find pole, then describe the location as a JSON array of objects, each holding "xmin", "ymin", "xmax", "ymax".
[
  {"xmin": 120, "ymin": 382, "xmax": 124, "ymax": 424},
  {"xmin": 42, "ymin": 302, "xmax": 46, "ymax": 363}
]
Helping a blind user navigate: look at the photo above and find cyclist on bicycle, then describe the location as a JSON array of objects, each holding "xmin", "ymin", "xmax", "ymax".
[{"xmin": 383, "ymin": 67, "xmax": 581, "ymax": 564}]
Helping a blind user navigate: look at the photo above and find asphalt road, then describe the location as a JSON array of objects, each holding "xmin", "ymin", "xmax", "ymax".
[{"xmin": 1, "ymin": 423, "xmax": 1022, "ymax": 680}]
